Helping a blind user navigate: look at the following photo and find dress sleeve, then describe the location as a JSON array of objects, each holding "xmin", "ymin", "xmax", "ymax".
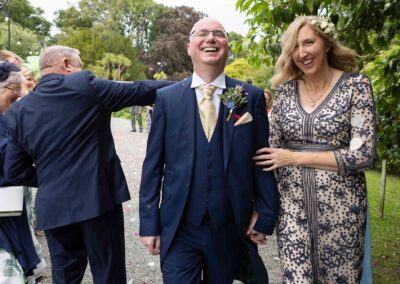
[
  {"xmin": 268, "ymin": 85, "xmax": 284, "ymax": 148},
  {"xmin": 334, "ymin": 75, "xmax": 377, "ymax": 176}
]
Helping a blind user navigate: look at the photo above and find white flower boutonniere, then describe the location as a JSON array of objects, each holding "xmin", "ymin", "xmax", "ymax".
[{"xmin": 219, "ymin": 84, "xmax": 248, "ymax": 122}]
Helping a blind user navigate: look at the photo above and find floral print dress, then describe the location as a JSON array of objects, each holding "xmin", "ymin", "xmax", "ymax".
[
  {"xmin": 269, "ymin": 72, "xmax": 376, "ymax": 283},
  {"xmin": 0, "ymin": 188, "xmax": 46, "ymax": 283}
]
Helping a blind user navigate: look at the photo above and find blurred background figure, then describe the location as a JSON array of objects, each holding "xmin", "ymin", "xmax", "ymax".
[
  {"xmin": 0, "ymin": 61, "xmax": 45, "ymax": 284},
  {"xmin": 130, "ymin": 105, "xmax": 143, "ymax": 132},
  {"xmin": 0, "ymin": 50, "xmax": 23, "ymax": 69},
  {"xmin": 145, "ymin": 105, "xmax": 153, "ymax": 133},
  {"xmin": 21, "ymin": 64, "xmax": 37, "ymax": 96}
]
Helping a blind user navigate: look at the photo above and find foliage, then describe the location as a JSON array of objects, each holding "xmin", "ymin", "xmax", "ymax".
[
  {"xmin": 236, "ymin": 0, "xmax": 400, "ymax": 173},
  {"xmin": 111, "ymin": 0, "xmax": 165, "ymax": 51},
  {"xmin": 366, "ymin": 171, "xmax": 400, "ymax": 283},
  {"xmin": 55, "ymin": 0, "xmax": 165, "ymax": 52},
  {"xmin": 55, "ymin": 5, "xmax": 93, "ymax": 30},
  {"xmin": 0, "ymin": 0, "xmax": 51, "ymax": 40},
  {"xmin": 146, "ymin": 6, "xmax": 206, "ymax": 80},
  {"xmin": 55, "ymin": 23, "xmax": 146, "ymax": 80},
  {"xmin": 225, "ymin": 58, "xmax": 274, "ymax": 89},
  {"xmin": 364, "ymin": 39, "xmax": 400, "ymax": 173},
  {"xmin": 0, "ymin": 22, "xmax": 41, "ymax": 58},
  {"xmin": 227, "ymin": 31, "xmax": 249, "ymax": 63},
  {"xmin": 113, "ymin": 108, "xmax": 131, "ymax": 119},
  {"xmin": 236, "ymin": 0, "xmax": 400, "ymax": 65},
  {"xmin": 153, "ymin": 71, "xmax": 167, "ymax": 80}
]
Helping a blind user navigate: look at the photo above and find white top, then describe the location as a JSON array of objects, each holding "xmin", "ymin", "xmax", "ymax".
[{"xmin": 191, "ymin": 72, "xmax": 226, "ymax": 118}]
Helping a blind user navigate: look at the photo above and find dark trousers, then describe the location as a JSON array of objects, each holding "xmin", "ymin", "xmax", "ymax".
[
  {"xmin": 44, "ymin": 205, "xmax": 125, "ymax": 284},
  {"xmin": 162, "ymin": 217, "xmax": 241, "ymax": 284},
  {"xmin": 131, "ymin": 112, "xmax": 143, "ymax": 131}
]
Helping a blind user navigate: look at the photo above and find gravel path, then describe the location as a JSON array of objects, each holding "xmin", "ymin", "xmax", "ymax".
[{"xmin": 37, "ymin": 117, "xmax": 282, "ymax": 283}]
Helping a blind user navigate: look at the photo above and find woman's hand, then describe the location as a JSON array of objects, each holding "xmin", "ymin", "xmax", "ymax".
[{"xmin": 253, "ymin": 147, "xmax": 297, "ymax": 171}]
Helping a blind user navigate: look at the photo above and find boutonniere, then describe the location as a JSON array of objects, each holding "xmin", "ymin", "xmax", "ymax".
[
  {"xmin": 219, "ymin": 85, "xmax": 248, "ymax": 122},
  {"xmin": 233, "ymin": 113, "xmax": 241, "ymax": 122}
]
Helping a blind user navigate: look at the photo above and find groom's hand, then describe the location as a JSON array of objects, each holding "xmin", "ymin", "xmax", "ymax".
[
  {"xmin": 140, "ymin": 236, "xmax": 160, "ymax": 255},
  {"xmin": 246, "ymin": 209, "xmax": 267, "ymax": 245}
]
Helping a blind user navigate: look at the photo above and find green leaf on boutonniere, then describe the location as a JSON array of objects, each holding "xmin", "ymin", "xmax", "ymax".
[{"xmin": 219, "ymin": 84, "xmax": 248, "ymax": 122}]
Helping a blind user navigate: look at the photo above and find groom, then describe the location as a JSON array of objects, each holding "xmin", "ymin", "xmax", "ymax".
[{"xmin": 139, "ymin": 18, "xmax": 279, "ymax": 283}]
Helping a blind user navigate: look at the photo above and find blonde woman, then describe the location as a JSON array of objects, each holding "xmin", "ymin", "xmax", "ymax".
[
  {"xmin": 21, "ymin": 64, "xmax": 37, "ymax": 96},
  {"xmin": 254, "ymin": 16, "xmax": 376, "ymax": 283}
]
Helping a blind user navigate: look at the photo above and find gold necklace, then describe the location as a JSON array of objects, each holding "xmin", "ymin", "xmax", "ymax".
[{"xmin": 304, "ymin": 76, "xmax": 332, "ymax": 107}]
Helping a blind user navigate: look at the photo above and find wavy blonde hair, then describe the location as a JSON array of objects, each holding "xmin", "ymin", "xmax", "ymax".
[{"xmin": 270, "ymin": 16, "xmax": 359, "ymax": 88}]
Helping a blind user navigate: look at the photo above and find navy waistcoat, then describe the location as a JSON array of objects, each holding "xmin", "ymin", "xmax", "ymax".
[{"xmin": 183, "ymin": 102, "xmax": 233, "ymax": 227}]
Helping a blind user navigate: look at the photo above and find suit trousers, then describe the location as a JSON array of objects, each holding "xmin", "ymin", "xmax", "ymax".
[
  {"xmin": 131, "ymin": 112, "xmax": 143, "ymax": 131},
  {"xmin": 162, "ymin": 216, "xmax": 241, "ymax": 284},
  {"xmin": 44, "ymin": 205, "xmax": 125, "ymax": 284}
]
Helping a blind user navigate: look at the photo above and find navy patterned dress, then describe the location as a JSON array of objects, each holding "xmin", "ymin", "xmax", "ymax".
[{"xmin": 269, "ymin": 72, "xmax": 376, "ymax": 283}]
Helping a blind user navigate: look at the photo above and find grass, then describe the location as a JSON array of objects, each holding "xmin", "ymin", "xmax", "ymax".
[{"xmin": 367, "ymin": 170, "xmax": 400, "ymax": 283}]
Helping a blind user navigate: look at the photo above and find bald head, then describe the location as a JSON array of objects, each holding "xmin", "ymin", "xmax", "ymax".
[
  {"xmin": 190, "ymin": 18, "xmax": 227, "ymax": 40},
  {"xmin": 187, "ymin": 18, "xmax": 229, "ymax": 82}
]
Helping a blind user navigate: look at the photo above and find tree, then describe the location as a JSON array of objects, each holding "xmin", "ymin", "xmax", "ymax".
[
  {"xmin": 225, "ymin": 58, "xmax": 274, "ymax": 89},
  {"xmin": 0, "ymin": 0, "xmax": 51, "ymax": 40},
  {"xmin": 146, "ymin": 6, "xmax": 206, "ymax": 80},
  {"xmin": 364, "ymin": 38, "xmax": 400, "ymax": 172},
  {"xmin": 55, "ymin": 0, "xmax": 164, "ymax": 51},
  {"xmin": 93, "ymin": 52, "xmax": 132, "ymax": 80},
  {"xmin": 56, "ymin": 23, "xmax": 146, "ymax": 80},
  {"xmin": 236, "ymin": 0, "xmax": 399, "ymax": 65},
  {"xmin": 227, "ymin": 31, "xmax": 249, "ymax": 63},
  {"xmin": 236, "ymin": 0, "xmax": 400, "ymax": 173},
  {"xmin": 0, "ymin": 22, "xmax": 41, "ymax": 58}
]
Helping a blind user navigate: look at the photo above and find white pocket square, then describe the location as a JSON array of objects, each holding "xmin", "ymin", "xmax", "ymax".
[{"xmin": 234, "ymin": 112, "xmax": 253, "ymax": 126}]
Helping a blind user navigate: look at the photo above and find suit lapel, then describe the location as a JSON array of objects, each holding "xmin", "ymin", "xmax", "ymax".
[
  {"xmin": 223, "ymin": 77, "xmax": 235, "ymax": 172},
  {"xmin": 176, "ymin": 77, "xmax": 196, "ymax": 177}
]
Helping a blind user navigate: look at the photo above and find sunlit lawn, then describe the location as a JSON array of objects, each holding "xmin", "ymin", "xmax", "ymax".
[{"xmin": 367, "ymin": 171, "xmax": 400, "ymax": 283}]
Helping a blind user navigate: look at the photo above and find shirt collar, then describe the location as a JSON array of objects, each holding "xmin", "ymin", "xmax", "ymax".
[{"xmin": 191, "ymin": 72, "xmax": 226, "ymax": 89}]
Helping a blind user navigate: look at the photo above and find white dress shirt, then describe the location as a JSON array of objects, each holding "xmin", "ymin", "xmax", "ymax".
[{"xmin": 191, "ymin": 72, "xmax": 226, "ymax": 118}]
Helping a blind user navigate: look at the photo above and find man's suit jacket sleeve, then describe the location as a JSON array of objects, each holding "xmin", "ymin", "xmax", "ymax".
[
  {"xmin": 4, "ymin": 112, "xmax": 38, "ymax": 187},
  {"xmin": 252, "ymin": 90, "xmax": 279, "ymax": 235},
  {"xmin": 139, "ymin": 92, "xmax": 166, "ymax": 236},
  {"xmin": 86, "ymin": 72, "xmax": 173, "ymax": 112}
]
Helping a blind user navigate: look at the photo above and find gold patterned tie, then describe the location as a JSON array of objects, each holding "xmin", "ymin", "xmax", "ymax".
[{"xmin": 199, "ymin": 84, "xmax": 217, "ymax": 141}]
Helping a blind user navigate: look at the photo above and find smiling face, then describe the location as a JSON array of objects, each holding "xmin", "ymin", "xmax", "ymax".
[
  {"xmin": 187, "ymin": 18, "xmax": 228, "ymax": 74},
  {"xmin": 23, "ymin": 74, "xmax": 36, "ymax": 91},
  {"xmin": 0, "ymin": 83, "xmax": 22, "ymax": 112},
  {"xmin": 291, "ymin": 24, "xmax": 330, "ymax": 77}
]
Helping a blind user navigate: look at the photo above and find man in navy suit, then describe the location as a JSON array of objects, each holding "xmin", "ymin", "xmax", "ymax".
[
  {"xmin": 139, "ymin": 18, "xmax": 279, "ymax": 283},
  {"xmin": 3, "ymin": 45, "xmax": 172, "ymax": 284}
]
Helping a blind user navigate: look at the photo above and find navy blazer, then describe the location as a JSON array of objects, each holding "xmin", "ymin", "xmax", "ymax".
[
  {"xmin": 139, "ymin": 76, "xmax": 279, "ymax": 264},
  {"xmin": 4, "ymin": 71, "xmax": 171, "ymax": 230}
]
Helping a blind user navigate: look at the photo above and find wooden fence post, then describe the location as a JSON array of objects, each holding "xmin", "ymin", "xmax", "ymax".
[{"xmin": 379, "ymin": 159, "xmax": 387, "ymax": 218}]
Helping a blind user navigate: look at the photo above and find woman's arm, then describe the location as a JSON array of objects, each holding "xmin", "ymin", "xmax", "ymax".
[{"xmin": 253, "ymin": 147, "xmax": 338, "ymax": 172}]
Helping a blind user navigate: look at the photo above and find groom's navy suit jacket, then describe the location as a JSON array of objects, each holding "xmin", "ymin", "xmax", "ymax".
[
  {"xmin": 3, "ymin": 71, "xmax": 171, "ymax": 230},
  {"xmin": 140, "ymin": 76, "xmax": 279, "ymax": 281}
]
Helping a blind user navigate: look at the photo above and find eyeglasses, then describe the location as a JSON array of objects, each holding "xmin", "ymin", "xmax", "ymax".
[
  {"xmin": 190, "ymin": 29, "xmax": 228, "ymax": 39},
  {"xmin": 3, "ymin": 86, "xmax": 22, "ymax": 95}
]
